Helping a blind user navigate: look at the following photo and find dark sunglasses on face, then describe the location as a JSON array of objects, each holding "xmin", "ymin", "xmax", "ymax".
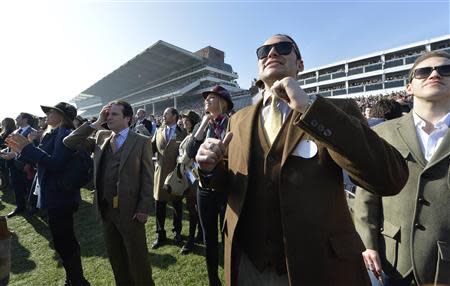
[
  {"xmin": 256, "ymin": 41, "xmax": 300, "ymax": 60},
  {"xmin": 412, "ymin": 64, "xmax": 450, "ymax": 80}
]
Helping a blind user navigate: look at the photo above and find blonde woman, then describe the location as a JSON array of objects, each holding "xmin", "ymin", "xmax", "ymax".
[{"xmin": 187, "ymin": 85, "xmax": 233, "ymax": 286}]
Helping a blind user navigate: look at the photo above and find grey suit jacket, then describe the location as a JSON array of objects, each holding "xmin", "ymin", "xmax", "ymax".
[
  {"xmin": 63, "ymin": 122, "xmax": 154, "ymax": 222},
  {"xmin": 354, "ymin": 111, "xmax": 450, "ymax": 285}
]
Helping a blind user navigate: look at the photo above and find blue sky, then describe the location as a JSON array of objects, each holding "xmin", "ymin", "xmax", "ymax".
[{"xmin": 0, "ymin": 0, "xmax": 449, "ymax": 117}]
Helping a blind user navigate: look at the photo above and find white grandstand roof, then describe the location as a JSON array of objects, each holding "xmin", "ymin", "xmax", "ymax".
[{"xmin": 75, "ymin": 40, "xmax": 206, "ymax": 103}]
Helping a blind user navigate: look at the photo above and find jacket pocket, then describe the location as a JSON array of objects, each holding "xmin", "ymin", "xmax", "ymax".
[
  {"xmin": 434, "ymin": 241, "xmax": 450, "ymax": 284},
  {"xmin": 381, "ymin": 220, "xmax": 400, "ymax": 267},
  {"xmin": 329, "ymin": 233, "xmax": 364, "ymax": 260}
]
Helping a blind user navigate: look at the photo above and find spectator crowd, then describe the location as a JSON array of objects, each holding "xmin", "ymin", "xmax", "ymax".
[{"xmin": 0, "ymin": 35, "xmax": 449, "ymax": 286}]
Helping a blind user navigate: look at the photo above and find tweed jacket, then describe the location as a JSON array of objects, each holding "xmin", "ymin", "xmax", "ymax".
[
  {"xmin": 152, "ymin": 124, "xmax": 187, "ymax": 202},
  {"xmin": 354, "ymin": 111, "xmax": 450, "ymax": 285},
  {"xmin": 63, "ymin": 122, "xmax": 154, "ymax": 222},
  {"xmin": 202, "ymin": 95, "xmax": 408, "ymax": 286}
]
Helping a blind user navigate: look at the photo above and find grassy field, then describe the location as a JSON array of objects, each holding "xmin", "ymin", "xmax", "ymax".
[{"xmin": 1, "ymin": 187, "xmax": 224, "ymax": 286}]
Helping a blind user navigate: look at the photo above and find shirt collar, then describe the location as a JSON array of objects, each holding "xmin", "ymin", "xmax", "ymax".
[
  {"xmin": 20, "ymin": 125, "xmax": 30, "ymax": 131},
  {"xmin": 262, "ymin": 90, "xmax": 273, "ymax": 107},
  {"xmin": 113, "ymin": 127, "xmax": 130, "ymax": 139},
  {"xmin": 167, "ymin": 123, "xmax": 177, "ymax": 130},
  {"xmin": 413, "ymin": 111, "xmax": 450, "ymax": 130}
]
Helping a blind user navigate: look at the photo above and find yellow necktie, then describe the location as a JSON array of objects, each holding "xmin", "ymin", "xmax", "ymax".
[
  {"xmin": 110, "ymin": 134, "xmax": 119, "ymax": 153},
  {"xmin": 264, "ymin": 94, "xmax": 283, "ymax": 144}
]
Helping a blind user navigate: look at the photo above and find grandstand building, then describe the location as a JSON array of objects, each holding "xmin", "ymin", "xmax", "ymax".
[
  {"xmin": 71, "ymin": 40, "xmax": 251, "ymax": 118},
  {"xmin": 298, "ymin": 35, "xmax": 450, "ymax": 98}
]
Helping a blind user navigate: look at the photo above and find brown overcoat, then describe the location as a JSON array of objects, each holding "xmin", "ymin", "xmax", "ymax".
[
  {"xmin": 152, "ymin": 124, "xmax": 187, "ymax": 202},
  {"xmin": 204, "ymin": 96, "xmax": 408, "ymax": 286}
]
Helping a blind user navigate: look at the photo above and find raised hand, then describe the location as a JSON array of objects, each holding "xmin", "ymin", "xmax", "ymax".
[
  {"xmin": 5, "ymin": 134, "xmax": 31, "ymax": 153},
  {"xmin": 271, "ymin": 76, "xmax": 310, "ymax": 113},
  {"xmin": 195, "ymin": 132, "xmax": 233, "ymax": 172}
]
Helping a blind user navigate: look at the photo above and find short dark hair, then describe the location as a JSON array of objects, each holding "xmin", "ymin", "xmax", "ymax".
[
  {"xmin": 110, "ymin": 100, "xmax": 133, "ymax": 126},
  {"xmin": 169, "ymin": 107, "xmax": 180, "ymax": 121},
  {"xmin": 20, "ymin": 112, "xmax": 34, "ymax": 125},
  {"xmin": 370, "ymin": 99, "xmax": 403, "ymax": 120},
  {"xmin": 408, "ymin": 50, "xmax": 450, "ymax": 83},
  {"xmin": 274, "ymin": 34, "xmax": 302, "ymax": 60}
]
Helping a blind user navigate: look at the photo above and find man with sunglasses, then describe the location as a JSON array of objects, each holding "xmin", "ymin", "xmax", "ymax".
[
  {"xmin": 195, "ymin": 34, "xmax": 408, "ymax": 286},
  {"xmin": 354, "ymin": 51, "xmax": 450, "ymax": 286}
]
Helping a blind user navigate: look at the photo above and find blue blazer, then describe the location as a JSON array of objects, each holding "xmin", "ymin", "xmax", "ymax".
[{"xmin": 20, "ymin": 127, "xmax": 80, "ymax": 209}]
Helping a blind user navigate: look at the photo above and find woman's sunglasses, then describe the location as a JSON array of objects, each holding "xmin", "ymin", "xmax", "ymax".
[
  {"xmin": 412, "ymin": 64, "xmax": 450, "ymax": 80},
  {"xmin": 256, "ymin": 41, "xmax": 300, "ymax": 60}
]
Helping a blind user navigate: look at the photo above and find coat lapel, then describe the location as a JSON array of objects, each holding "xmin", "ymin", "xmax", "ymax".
[
  {"xmin": 235, "ymin": 100, "xmax": 262, "ymax": 175},
  {"xmin": 396, "ymin": 112, "xmax": 427, "ymax": 168},
  {"xmin": 93, "ymin": 131, "xmax": 112, "ymax": 189},
  {"xmin": 425, "ymin": 126, "xmax": 450, "ymax": 171},
  {"xmin": 119, "ymin": 131, "xmax": 138, "ymax": 174},
  {"xmin": 282, "ymin": 111, "xmax": 306, "ymax": 166}
]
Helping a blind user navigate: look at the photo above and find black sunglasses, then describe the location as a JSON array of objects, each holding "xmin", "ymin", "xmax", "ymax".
[
  {"xmin": 413, "ymin": 64, "xmax": 450, "ymax": 80},
  {"xmin": 256, "ymin": 41, "xmax": 300, "ymax": 60}
]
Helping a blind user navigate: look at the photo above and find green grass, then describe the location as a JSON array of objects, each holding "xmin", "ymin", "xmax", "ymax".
[{"xmin": 1, "ymin": 187, "xmax": 224, "ymax": 285}]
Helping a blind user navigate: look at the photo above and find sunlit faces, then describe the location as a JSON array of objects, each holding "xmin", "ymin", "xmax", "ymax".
[
  {"xmin": 257, "ymin": 35, "xmax": 303, "ymax": 86},
  {"xmin": 136, "ymin": 109, "xmax": 146, "ymax": 120},
  {"xmin": 107, "ymin": 104, "xmax": 130, "ymax": 132},
  {"xmin": 45, "ymin": 109, "xmax": 63, "ymax": 127},
  {"xmin": 182, "ymin": 117, "xmax": 193, "ymax": 133},
  {"xmin": 163, "ymin": 108, "xmax": 177, "ymax": 126},
  {"xmin": 407, "ymin": 57, "xmax": 450, "ymax": 103},
  {"xmin": 204, "ymin": 93, "xmax": 221, "ymax": 114}
]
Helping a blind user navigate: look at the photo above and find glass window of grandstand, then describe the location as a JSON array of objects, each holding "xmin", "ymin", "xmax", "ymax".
[
  {"xmin": 318, "ymin": 65, "xmax": 345, "ymax": 81},
  {"xmin": 348, "ymin": 56, "xmax": 381, "ymax": 76},
  {"xmin": 298, "ymin": 72, "xmax": 317, "ymax": 85},
  {"xmin": 431, "ymin": 39, "xmax": 450, "ymax": 54},
  {"xmin": 304, "ymin": 87, "xmax": 317, "ymax": 95},
  {"xmin": 318, "ymin": 82, "xmax": 346, "ymax": 97},
  {"xmin": 384, "ymin": 71, "xmax": 408, "ymax": 89},
  {"xmin": 384, "ymin": 47, "xmax": 426, "ymax": 67},
  {"xmin": 348, "ymin": 76, "xmax": 382, "ymax": 94}
]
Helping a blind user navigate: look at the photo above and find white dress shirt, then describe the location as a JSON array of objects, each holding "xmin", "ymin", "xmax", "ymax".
[
  {"xmin": 413, "ymin": 111, "xmax": 450, "ymax": 162},
  {"xmin": 261, "ymin": 90, "xmax": 292, "ymax": 124}
]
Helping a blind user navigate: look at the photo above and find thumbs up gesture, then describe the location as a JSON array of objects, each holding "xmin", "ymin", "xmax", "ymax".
[{"xmin": 195, "ymin": 132, "xmax": 233, "ymax": 172}]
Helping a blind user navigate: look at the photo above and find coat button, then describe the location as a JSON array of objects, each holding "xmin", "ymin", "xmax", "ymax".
[
  {"xmin": 317, "ymin": 124, "xmax": 325, "ymax": 132},
  {"xmin": 311, "ymin": 119, "xmax": 319, "ymax": 127},
  {"xmin": 323, "ymin": 129, "xmax": 332, "ymax": 137},
  {"xmin": 414, "ymin": 223, "xmax": 425, "ymax": 230}
]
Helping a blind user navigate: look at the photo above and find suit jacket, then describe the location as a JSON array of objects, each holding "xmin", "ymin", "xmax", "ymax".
[
  {"xmin": 203, "ymin": 95, "xmax": 408, "ymax": 286},
  {"xmin": 354, "ymin": 111, "xmax": 450, "ymax": 285},
  {"xmin": 20, "ymin": 127, "xmax": 79, "ymax": 209},
  {"xmin": 63, "ymin": 122, "xmax": 154, "ymax": 222},
  {"xmin": 152, "ymin": 124, "xmax": 187, "ymax": 201}
]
